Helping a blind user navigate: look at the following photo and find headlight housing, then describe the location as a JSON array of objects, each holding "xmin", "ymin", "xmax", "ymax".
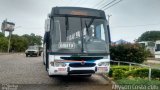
[
  {"xmin": 51, "ymin": 62, "xmax": 67, "ymax": 67},
  {"xmin": 98, "ymin": 62, "xmax": 110, "ymax": 66}
]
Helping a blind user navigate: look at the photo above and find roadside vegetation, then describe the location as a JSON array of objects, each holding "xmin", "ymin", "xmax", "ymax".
[
  {"xmin": 108, "ymin": 65, "xmax": 160, "ymax": 90},
  {"xmin": 110, "ymin": 43, "xmax": 149, "ymax": 63},
  {"xmin": 0, "ymin": 32, "xmax": 42, "ymax": 52},
  {"xmin": 137, "ymin": 31, "xmax": 160, "ymax": 42},
  {"xmin": 109, "ymin": 42, "xmax": 160, "ymax": 89}
]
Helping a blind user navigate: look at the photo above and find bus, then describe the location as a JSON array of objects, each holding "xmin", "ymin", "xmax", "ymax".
[
  {"xmin": 138, "ymin": 41, "xmax": 155, "ymax": 55},
  {"xmin": 155, "ymin": 40, "xmax": 160, "ymax": 58},
  {"xmin": 43, "ymin": 7, "xmax": 111, "ymax": 77}
]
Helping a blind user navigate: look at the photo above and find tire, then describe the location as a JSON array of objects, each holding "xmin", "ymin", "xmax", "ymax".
[{"xmin": 26, "ymin": 54, "xmax": 28, "ymax": 57}]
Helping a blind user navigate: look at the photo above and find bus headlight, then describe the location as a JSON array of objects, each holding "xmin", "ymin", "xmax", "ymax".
[
  {"xmin": 98, "ymin": 62, "xmax": 109, "ymax": 66},
  {"xmin": 54, "ymin": 62, "xmax": 67, "ymax": 67}
]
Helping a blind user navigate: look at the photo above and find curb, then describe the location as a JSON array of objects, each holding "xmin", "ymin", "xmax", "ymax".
[
  {"xmin": 101, "ymin": 74, "xmax": 120, "ymax": 90},
  {"xmin": 101, "ymin": 74, "xmax": 116, "ymax": 85}
]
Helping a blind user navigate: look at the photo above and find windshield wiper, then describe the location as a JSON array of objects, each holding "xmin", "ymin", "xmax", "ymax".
[
  {"xmin": 85, "ymin": 18, "xmax": 95, "ymax": 35},
  {"xmin": 65, "ymin": 17, "xmax": 69, "ymax": 37}
]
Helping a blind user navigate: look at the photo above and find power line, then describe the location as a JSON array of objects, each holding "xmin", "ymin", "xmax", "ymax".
[
  {"xmin": 92, "ymin": 0, "xmax": 106, "ymax": 8},
  {"xmin": 99, "ymin": 0, "xmax": 117, "ymax": 9},
  {"xmin": 103, "ymin": 0, "xmax": 123, "ymax": 10}
]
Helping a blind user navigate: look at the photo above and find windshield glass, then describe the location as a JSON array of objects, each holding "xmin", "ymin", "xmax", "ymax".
[
  {"xmin": 50, "ymin": 17, "xmax": 109, "ymax": 54},
  {"xmin": 28, "ymin": 46, "xmax": 38, "ymax": 50}
]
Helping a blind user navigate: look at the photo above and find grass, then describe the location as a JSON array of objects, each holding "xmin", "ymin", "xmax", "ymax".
[
  {"xmin": 114, "ymin": 78, "xmax": 160, "ymax": 90},
  {"xmin": 116, "ymin": 78, "xmax": 160, "ymax": 85}
]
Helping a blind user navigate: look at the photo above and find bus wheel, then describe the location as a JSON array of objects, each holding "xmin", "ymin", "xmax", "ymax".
[{"xmin": 26, "ymin": 54, "xmax": 28, "ymax": 57}]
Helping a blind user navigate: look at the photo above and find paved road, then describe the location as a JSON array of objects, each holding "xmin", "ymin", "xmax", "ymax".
[{"xmin": 0, "ymin": 54, "xmax": 113, "ymax": 90}]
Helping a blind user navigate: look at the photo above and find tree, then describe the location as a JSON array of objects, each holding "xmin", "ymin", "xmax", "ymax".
[
  {"xmin": 0, "ymin": 37, "xmax": 8, "ymax": 52},
  {"xmin": 0, "ymin": 32, "xmax": 5, "ymax": 37},
  {"xmin": 110, "ymin": 44, "xmax": 148, "ymax": 63},
  {"xmin": 22, "ymin": 33, "xmax": 42, "ymax": 45},
  {"xmin": 0, "ymin": 33, "xmax": 42, "ymax": 52},
  {"xmin": 138, "ymin": 31, "xmax": 160, "ymax": 42},
  {"xmin": 10, "ymin": 34, "xmax": 28, "ymax": 52}
]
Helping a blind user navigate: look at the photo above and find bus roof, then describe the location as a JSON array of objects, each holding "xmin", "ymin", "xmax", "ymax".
[{"xmin": 50, "ymin": 7, "xmax": 106, "ymax": 19}]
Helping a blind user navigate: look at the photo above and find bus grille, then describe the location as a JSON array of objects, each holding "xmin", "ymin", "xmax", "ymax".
[{"xmin": 69, "ymin": 63, "xmax": 96, "ymax": 67}]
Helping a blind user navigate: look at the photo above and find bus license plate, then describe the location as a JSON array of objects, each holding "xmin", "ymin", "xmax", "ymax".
[
  {"xmin": 98, "ymin": 67, "xmax": 108, "ymax": 71},
  {"xmin": 58, "ymin": 68, "xmax": 66, "ymax": 71}
]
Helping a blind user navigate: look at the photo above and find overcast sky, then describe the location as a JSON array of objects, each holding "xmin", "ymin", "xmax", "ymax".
[{"xmin": 0, "ymin": 0, "xmax": 160, "ymax": 42}]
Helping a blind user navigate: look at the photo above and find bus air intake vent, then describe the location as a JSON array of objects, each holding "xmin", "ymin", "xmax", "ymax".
[{"xmin": 69, "ymin": 63, "xmax": 96, "ymax": 67}]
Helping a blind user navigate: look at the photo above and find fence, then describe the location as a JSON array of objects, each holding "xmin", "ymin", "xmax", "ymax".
[{"xmin": 110, "ymin": 60, "xmax": 160, "ymax": 81}]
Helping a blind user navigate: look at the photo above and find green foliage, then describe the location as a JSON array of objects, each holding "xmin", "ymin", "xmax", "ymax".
[
  {"xmin": 109, "ymin": 66, "xmax": 140, "ymax": 77},
  {"xmin": 22, "ymin": 33, "xmax": 42, "ymax": 45},
  {"xmin": 0, "ymin": 37, "xmax": 8, "ymax": 52},
  {"xmin": 110, "ymin": 43, "xmax": 148, "ymax": 63},
  {"xmin": 128, "ymin": 68, "xmax": 160, "ymax": 79},
  {"xmin": 138, "ymin": 31, "xmax": 160, "ymax": 41},
  {"xmin": 116, "ymin": 78, "xmax": 160, "ymax": 85},
  {"xmin": 112, "ymin": 69, "xmax": 126, "ymax": 80},
  {"xmin": 109, "ymin": 66, "xmax": 129, "ymax": 77},
  {"xmin": 128, "ymin": 68, "xmax": 149, "ymax": 78},
  {"xmin": 10, "ymin": 34, "xmax": 28, "ymax": 52},
  {"xmin": 0, "ymin": 32, "xmax": 42, "ymax": 52},
  {"xmin": 109, "ymin": 66, "xmax": 160, "ymax": 80},
  {"xmin": 0, "ymin": 32, "xmax": 5, "ymax": 37}
]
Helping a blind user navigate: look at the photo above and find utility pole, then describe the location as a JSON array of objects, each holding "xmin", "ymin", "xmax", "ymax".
[
  {"xmin": 107, "ymin": 15, "xmax": 112, "ymax": 24},
  {"xmin": 107, "ymin": 15, "xmax": 112, "ymax": 44},
  {"xmin": 8, "ymin": 31, "xmax": 12, "ymax": 53}
]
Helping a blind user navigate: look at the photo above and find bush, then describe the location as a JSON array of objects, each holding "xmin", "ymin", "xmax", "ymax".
[
  {"xmin": 109, "ymin": 65, "xmax": 140, "ymax": 77},
  {"xmin": 151, "ymin": 69, "xmax": 160, "ymax": 79},
  {"xmin": 129, "ymin": 68, "xmax": 149, "ymax": 78},
  {"xmin": 112, "ymin": 69, "xmax": 126, "ymax": 80},
  {"xmin": 129, "ymin": 68, "xmax": 160, "ymax": 79},
  {"xmin": 109, "ymin": 66, "xmax": 129, "ymax": 77},
  {"xmin": 109, "ymin": 66, "xmax": 160, "ymax": 80},
  {"xmin": 110, "ymin": 43, "xmax": 148, "ymax": 63}
]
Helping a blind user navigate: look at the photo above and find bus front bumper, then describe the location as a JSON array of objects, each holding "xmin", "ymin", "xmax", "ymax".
[{"xmin": 48, "ymin": 66, "xmax": 109, "ymax": 75}]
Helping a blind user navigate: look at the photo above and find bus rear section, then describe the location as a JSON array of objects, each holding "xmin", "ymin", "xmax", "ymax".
[{"xmin": 43, "ymin": 7, "xmax": 110, "ymax": 77}]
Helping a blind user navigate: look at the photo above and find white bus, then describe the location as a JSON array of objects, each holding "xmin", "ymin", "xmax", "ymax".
[
  {"xmin": 43, "ymin": 7, "xmax": 111, "ymax": 77},
  {"xmin": 138, "ymin": 41, "xmax": 155, "ymax": 55},
  {"xmin": 155, "ymin": 40, "xmax": 160, "ymax": 58}
]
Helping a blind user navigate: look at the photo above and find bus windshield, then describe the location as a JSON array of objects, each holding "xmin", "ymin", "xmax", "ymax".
[{"xmin": 50, "ymin": 17, "xmax": 109, "ymax": 54}]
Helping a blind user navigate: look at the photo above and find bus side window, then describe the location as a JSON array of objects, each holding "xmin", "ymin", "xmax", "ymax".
[
  {"xmin": 95, "ymin": 25, "xmax": 101, "ymax": 39},
  {"xmin": 95, "ymin": 24, "xmax": 105, "ymax": 40}
]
